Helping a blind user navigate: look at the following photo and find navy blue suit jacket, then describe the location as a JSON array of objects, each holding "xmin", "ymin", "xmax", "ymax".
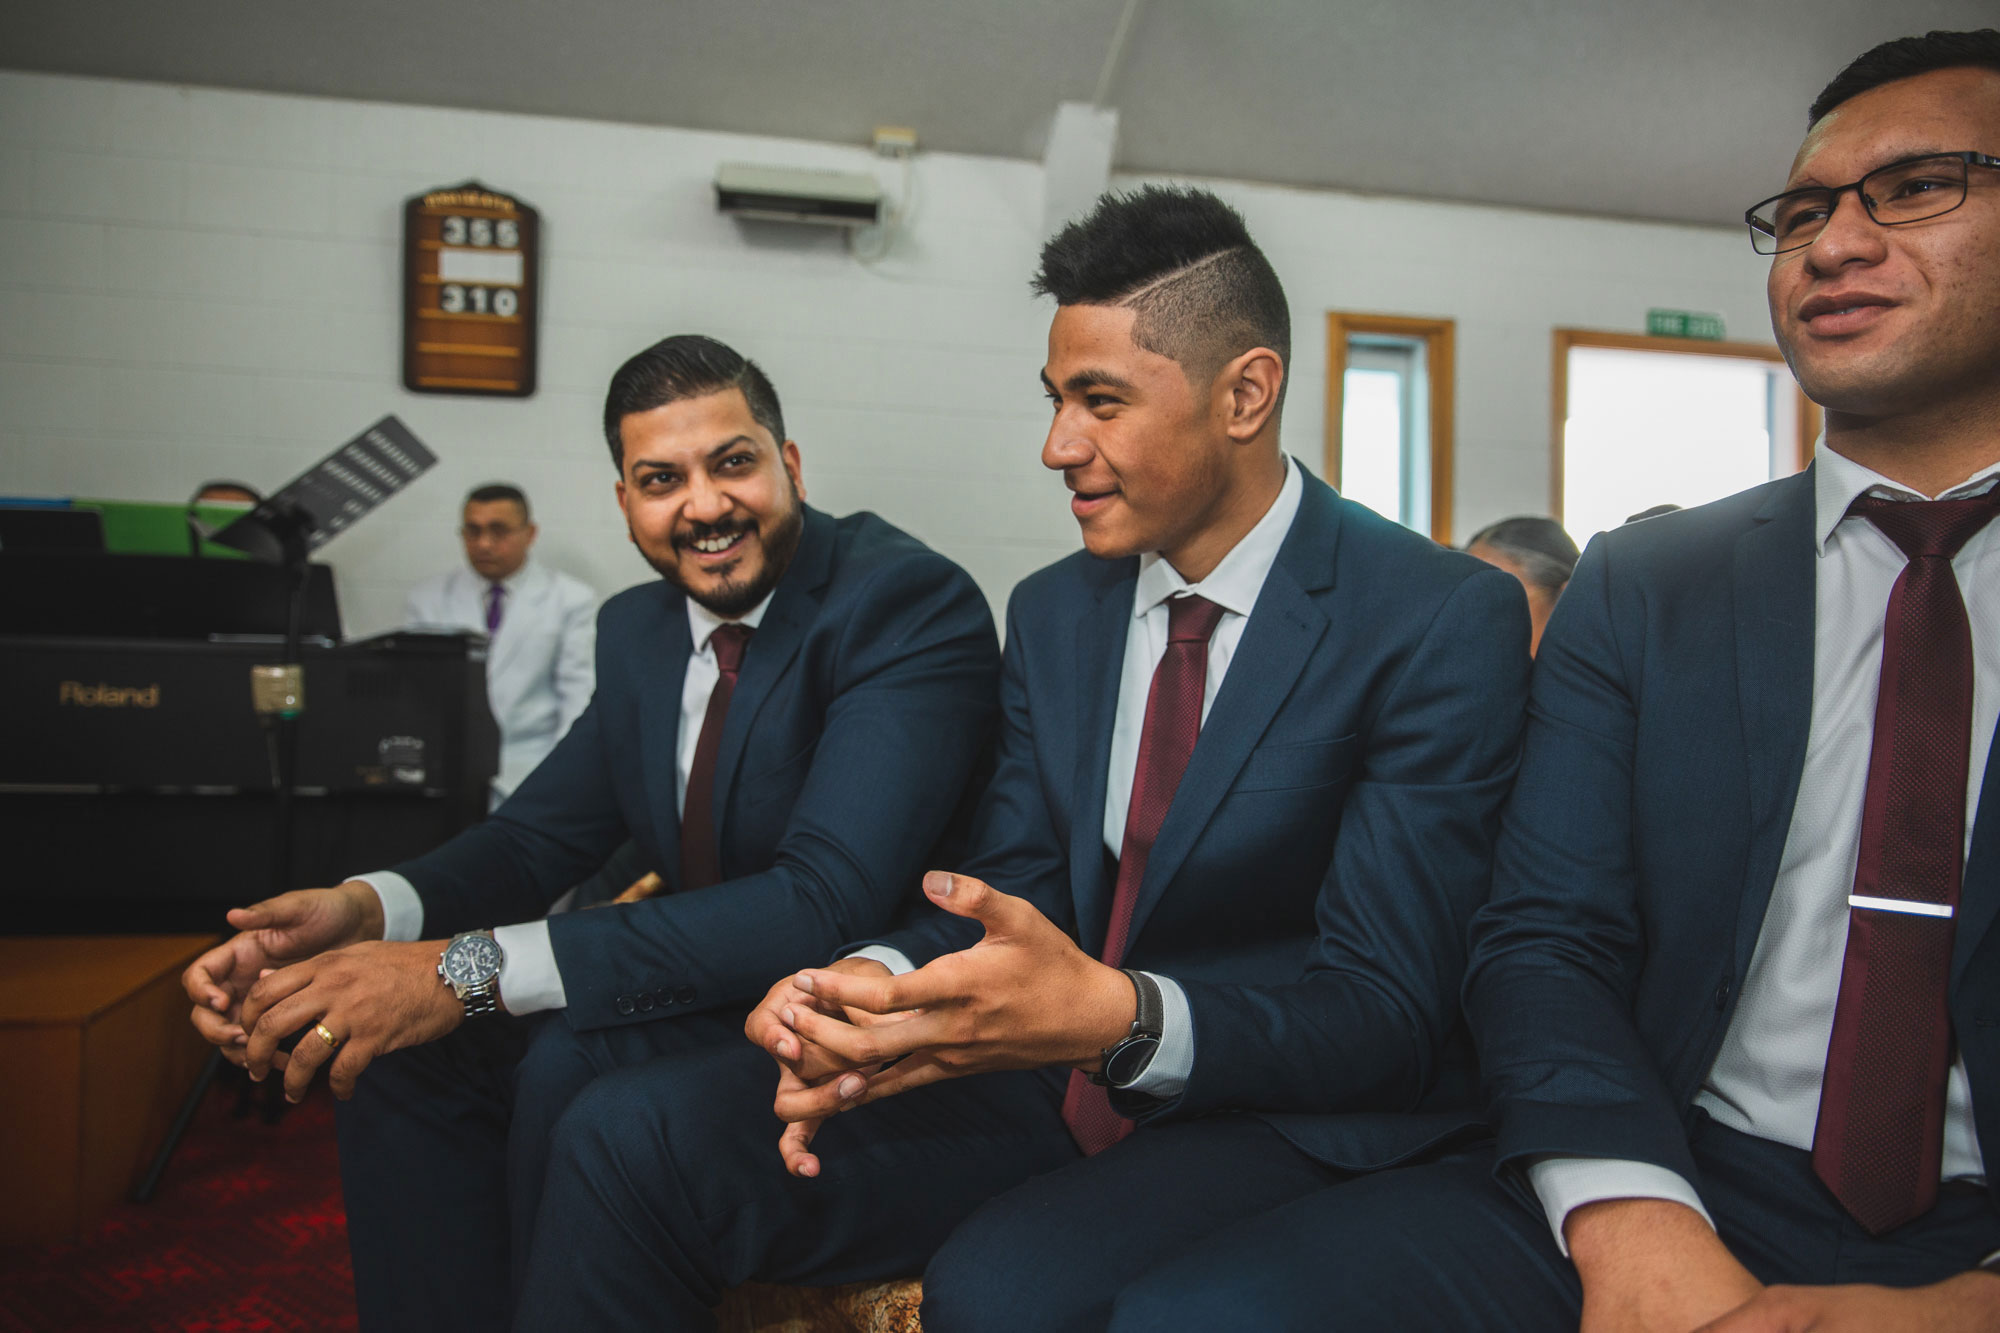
[
  {"xmin": 393, "ymin": 506, "xmax": 1001, "ymax": 1032},
  {"xmin": 1466, "ymin": 468, "xmax": 2000, "ymax": 1208},
  {"xmin": 876, "ymin": 466, "xmax": 1531, "ymax": 1170}
]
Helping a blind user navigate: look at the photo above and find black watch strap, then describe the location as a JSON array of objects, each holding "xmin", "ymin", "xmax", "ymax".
[
  {"xmin": 1090, "ymin": 970, "xmax": 1165, "ymax": 1088},
  {"xmin": 1124, "ymin": 969, "xmax": 1164, "ymax": 1038}
]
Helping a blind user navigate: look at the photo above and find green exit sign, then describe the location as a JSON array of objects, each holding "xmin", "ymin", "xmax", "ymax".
[{"xmin": 1647, "ymin": 308, "xmax": 1726, "ymax": 340}]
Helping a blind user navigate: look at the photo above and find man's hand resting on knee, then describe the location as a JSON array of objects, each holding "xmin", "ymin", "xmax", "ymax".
[
  {"xmin": 237, "ymin": 939, "xmax": 468, "ymax": 1101},
  {"xmin": 182, "ymin": 881, "xmax": 385, "ymax": 1065},
  {"xmin": 759, "ymin": 870, "xmax": 1135, "ymax": 1176},
  {"xmin": 1568, "ymin": 1198, "xmax": 1762, "ymax": 1332},
  {"xmin": 1568, "ymin": 1196, "xmax": 2000, "ymax": 1331},
  {"xmin": 1694, "ymin": 1272, "xmax": 2000, "ymax": 1332}
]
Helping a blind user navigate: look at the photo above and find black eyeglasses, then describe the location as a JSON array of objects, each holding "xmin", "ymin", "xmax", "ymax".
[{"xmin": 1745, "ymin": 150, "xmax": 2000, "ymax": 255}]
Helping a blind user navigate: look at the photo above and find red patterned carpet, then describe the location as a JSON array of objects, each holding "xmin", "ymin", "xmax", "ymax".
[{"xmin": 0, "ymin": 1078, "xmax": 357, "ymax": 1333}]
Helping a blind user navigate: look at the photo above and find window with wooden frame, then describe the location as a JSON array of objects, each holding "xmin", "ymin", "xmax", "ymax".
[
  {"xmin": 1325, "ymin": 313, "xmax": 1455, "ymax": 545},
  {"xmin": 1552, "ymin": 329, "xmax": 1821, "ymax": 540}
]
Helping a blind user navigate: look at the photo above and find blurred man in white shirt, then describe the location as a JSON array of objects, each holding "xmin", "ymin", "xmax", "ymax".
[{"xmin": 405, "ymin": 483, "xmax": 597, "ymax": 806}]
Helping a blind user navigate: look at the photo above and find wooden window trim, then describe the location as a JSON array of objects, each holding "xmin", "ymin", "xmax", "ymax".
[
  {"xmin": 1549, "ymin": 328, "xmax": 1822, "ymax": 520},
  {"xmin": 1325, "ymin": 313, "xmax": 1456, "ymax": 546}
]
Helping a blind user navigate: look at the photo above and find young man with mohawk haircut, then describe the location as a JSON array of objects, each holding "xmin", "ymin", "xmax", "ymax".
[{"xmin": 512, "ymin": 187, "xmax": 1530, "ymax": 1332}]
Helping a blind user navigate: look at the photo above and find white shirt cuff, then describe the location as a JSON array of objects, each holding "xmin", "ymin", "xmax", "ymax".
[
  {"xmin": 1121, "ymin": 972, "xmax": 1192, "ymax": 1098},
  {"xmin": 1527, "ymin": 1156, "xmax": 1716, "ymax": 1257},
  {"xmin": 840, "ymin": 944, "xmax": 916, "ymax": 975},
  {"xmin": 492, "ymin": 920, "xmax": 567, "ymax": 1015},
  {"xmin": 355, "ymin": 871, "xmax": 424, "ymax": 942}
]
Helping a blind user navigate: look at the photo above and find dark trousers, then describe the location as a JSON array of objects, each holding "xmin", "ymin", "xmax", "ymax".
[
  {"xmin": 334, "ymin": 1008, "xmax": 749, "ymax": 1333},
  {"xmin": 922, "ymin": 1116, "xmax": 1352, "ymax": 1333},
  {"xmin": 1104, "ymin": 1115, "xmax": 2000, "ymax": 1331},
  {"xmin": 512, "ymin": 1038, "xmax": 1082, "ymax": 1331},
  {"xmin": 513, "ymin": 1046, "xmax": 1402, "ymax": 1333}
]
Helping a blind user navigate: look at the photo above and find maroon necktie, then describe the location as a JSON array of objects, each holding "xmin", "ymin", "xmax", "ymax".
[
  {"xmin": 1062, "ymin": 593, "xmax": 1226, "ymax": 1155},
  {"xmin": 1812, "ymin": 487, "xmax": 2000, "ymax": 1235},
  {"xmin": 679, "ymin": 623, "xmax": 753, "ymax": 892},
  {"xmin": 485, "ymin": 582, "xmax": 505, "ymax": 634}
]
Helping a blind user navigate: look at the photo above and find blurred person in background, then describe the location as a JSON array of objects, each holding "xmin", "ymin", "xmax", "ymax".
[
  {"xmin": 1465, "ymin": 515, "xmax": 1579, "ymax": 656},
  {"xmin": 405, "ymin": 483, "xmax": 598, "ymax": 807}
]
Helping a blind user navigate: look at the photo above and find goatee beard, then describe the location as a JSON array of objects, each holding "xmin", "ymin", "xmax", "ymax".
[{"xmin": 643, "ymin": 500, "xmax": 806, "ymax": 618}]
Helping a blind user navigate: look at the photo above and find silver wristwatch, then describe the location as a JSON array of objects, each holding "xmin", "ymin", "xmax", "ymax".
[{"xmin": 438, "ymin": 930, "xmax": 505, "ymax": 1017}]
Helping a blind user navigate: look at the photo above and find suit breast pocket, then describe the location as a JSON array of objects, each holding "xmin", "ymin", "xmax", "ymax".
[{"xmin": 1231, "ymin": 735, "xmax": 1358, "ymax": 794}]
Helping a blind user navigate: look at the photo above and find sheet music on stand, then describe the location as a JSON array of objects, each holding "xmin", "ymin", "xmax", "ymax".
[{"xmin": 210, "ymin": 415, "xmax": 436, "ymax": 561}]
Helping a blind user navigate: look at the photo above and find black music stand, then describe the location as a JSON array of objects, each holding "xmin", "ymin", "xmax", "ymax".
[
  {"xmin": 132, "ymin": 416, "xmax": 436, "ymax": 1203},
  {"xmin": 206, "ymin": 416, "xmax": 437, "ymax": 890}
]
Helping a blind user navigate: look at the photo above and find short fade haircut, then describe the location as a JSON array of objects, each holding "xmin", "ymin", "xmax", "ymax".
[
  {"xmin": 1810, "ymin": 28, "xmax": 2000, "ymax": 125},
  {"xmin": 466, "ymin": 482, "xmax": 529, "ymax": 521},
  {"xmin": 1466, "ymin": 516, "xmax": 1579, "ymax": 594},
  {"xmin": 601, "ymin": 334, "xmax": 786, "ymax": 470},
  {"xmin": 1032, "ymin": 186, "xmax": 1291, "ymax": 408}
]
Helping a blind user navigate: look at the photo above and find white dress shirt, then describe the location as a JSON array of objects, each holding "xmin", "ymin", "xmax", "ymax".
[
  {"xmin": 361, "ymin": 591, "xmax": 773, "ymax": 1015},
  {"xmin": 1529, "ymin": 443, "xmax": 2000, "ymax": 1253},
  {"xmin": 402, "ymin": 557, "xmax": 599, "ymax": 807},
  {"xmin": 850, "ymin": 458, "xmax": 1305, "ymax": 1099}
]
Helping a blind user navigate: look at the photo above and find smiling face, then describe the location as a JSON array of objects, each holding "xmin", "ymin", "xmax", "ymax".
[
  {"xmin": 1042, "ymin": 303, "xmax": 1270, "ymax": 577},
  {"xmin": 614, "ymin": 387, "xmax": 806, "ymax": 617},
  {"xmin": 1768, "ymin": 66, "xmax": 2000, "ymax": 423}
]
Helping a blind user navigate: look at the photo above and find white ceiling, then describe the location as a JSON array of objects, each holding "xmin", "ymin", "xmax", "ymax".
[{"xmin": 7, "ymin": 0, "xmax": 1995, "ymax": 225}]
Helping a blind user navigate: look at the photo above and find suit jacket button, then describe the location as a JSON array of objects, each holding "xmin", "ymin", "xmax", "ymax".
[
  {"xmin": 636, "ymin": 992, "xmax": 655, "ymax": 1012},
  {"xmin": 615, "ymin": 996, "xmax": 636, "ymax": 1015},
  {"xmin": 1714, "ymin": 982, "xmax": 1731, "ymax": 1011},
  {"xmin": 675, "ymin": 985, "xmax": 697, "ymax": 1004},
  {"xmin": 656, "ymin": 988, "xmax": 676, "ymax": 1006}
]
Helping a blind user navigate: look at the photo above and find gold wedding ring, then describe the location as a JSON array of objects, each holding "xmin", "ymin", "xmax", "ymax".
[{"xmin": 314, "ymin": 1022, "xmax": 342, "ymax": 1050}]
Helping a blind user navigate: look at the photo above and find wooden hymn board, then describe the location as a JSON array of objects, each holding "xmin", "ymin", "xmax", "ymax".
[{"xmin": 402, "ymin": 181, "xmax": 541, "ymax": 397}]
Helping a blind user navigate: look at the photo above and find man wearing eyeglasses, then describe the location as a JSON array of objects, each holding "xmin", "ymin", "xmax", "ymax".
[
  {"xmin": 406, "ymin": 482, "xmax": 599, "ymax": 806},
  {"xmin": 1096, "ymin": 28, "xmax": 2000, "ymax": 1332}
]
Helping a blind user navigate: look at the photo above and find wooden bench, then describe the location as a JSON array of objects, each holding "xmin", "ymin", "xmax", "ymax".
[
  {"xmin": 719, "ymin": 1278, "xmax": 924, "ymax": 1332},
  {"xmin": 0, "ymin": 935, "xmax": 215, "ymax": 1243}
]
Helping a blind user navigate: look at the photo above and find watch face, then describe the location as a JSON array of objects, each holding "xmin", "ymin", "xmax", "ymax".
[
  {"xmin": 1103, "ymin": 1035, "xmax": 1161, "ymax": 1089},
  {"xmin": 443, "ymin": 933, "xmax": 502, "ymax": 986}
]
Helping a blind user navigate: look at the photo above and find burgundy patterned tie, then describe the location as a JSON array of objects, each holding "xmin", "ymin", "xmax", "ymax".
[
  {"xmin": 679, "ymin": 623, "xmax": 753, "ymax": 892},
  {"xmin": 1812, "ymin": 487, "xmax": 2000, "ymax": 1235},
  {"xmin": 485, "ymin": 582, "xmax": 505, "ymax": 634},
  {"xmin": 1062, "ymin": 593, "xmax": 1226, "ymax": 1155}
]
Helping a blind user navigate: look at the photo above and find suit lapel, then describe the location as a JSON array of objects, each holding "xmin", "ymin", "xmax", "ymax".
[
  {"xmin": 1953, "ymin": 718, "xmax": 2000, "ymax": 987},
  {"xmin": 710, "ymin": 508, "xmax": 833, "ymax": 847},
  {"xmin": 640, "ymin": 589, "xmax": 694, "ymax": 869},
  {"xmin": 1071, "ymin": 560, "xmax": 1138, "ymax": 955},
  {"xmin": 1121, "ymin": 478, "xmax": 1337, "ymax": 951},
  {"xmin": 1729, "ymin": 470, "xmax": 1818, "ymax": 980}
]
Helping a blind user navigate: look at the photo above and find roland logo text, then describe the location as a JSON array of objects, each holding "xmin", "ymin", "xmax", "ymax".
[{"xmin": 58, "ymin": 681, "xmax": 160, "ymax": 708}]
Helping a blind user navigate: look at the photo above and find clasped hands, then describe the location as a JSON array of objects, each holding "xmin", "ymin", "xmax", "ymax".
[
  {"xmin": 182, "ymin": 881, "xmax": 468, "ymax": 1102},
  {"xmin": 744, "ymin": 870, "xmax": 1135, "ymax": 1178}
]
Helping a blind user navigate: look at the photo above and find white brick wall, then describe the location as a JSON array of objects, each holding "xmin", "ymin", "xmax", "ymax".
[{"xmin": 0, "ymin": 71, "xmax": 1774, "ymax": 635}]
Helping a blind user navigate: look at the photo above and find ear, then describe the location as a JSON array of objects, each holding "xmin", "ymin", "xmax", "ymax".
[
  {"xmin": 614, "ymin": 479, "xmax": 639, "ymax": 546},
  {"xmin": 781, "ymin": 439, "xmax": 807, "ymax": 502},
  {"xmin": 1220, "ymin": 347, "xmax": 1284, "ymax": 444}
]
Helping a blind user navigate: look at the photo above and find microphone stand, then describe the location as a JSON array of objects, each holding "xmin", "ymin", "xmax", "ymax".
[{"xmin": 134, "ymin": 499, "xmax": 316, "ymax": 1202}]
